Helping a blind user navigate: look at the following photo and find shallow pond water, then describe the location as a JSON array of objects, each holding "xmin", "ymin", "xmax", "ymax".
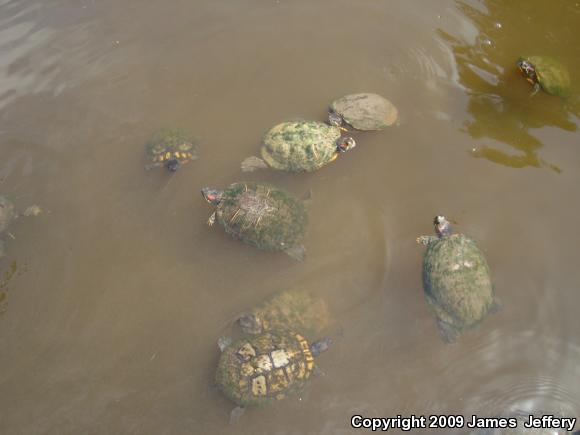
[{"xmin": 0, "ymin": 0, "xmax": 579, "ymax": 434}]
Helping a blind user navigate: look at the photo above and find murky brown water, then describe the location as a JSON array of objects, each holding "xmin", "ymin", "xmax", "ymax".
[{"xmin": 1, "ymin": 0, "xmax": 579, "ymax": 434}]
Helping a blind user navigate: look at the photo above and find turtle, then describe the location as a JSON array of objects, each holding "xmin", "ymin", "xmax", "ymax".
[
  {"xmin": 416, "ymin": 215, "xmax": 500, "ymax": 343},
  {"xmin": 237, "ymin": 289, "xmax": 329, "ymax": 339},
  {"xmin": 145, "ymin": 128, "xmax": 198, "ymax": 171},
  {"xmin": 216, "ymin": 329, "xmax": 331, "ymax": 423},
  {"xmin": 240, "ymin": 120, "xmax": 355, "ymax": 172},
  {"xmin": 0, "ymin": 196, "xmax": 16, "ymax": 260},
  {"xmin": 328, "ymin": 92, "xmax": 398, "ymax": 131},
  {"xmin": 201, "ymin": 182, "xmax": 308, "ymax": 260},
  {"xmin": 517, "ymin": 56, "xmax": 570, "ymax": 98}
]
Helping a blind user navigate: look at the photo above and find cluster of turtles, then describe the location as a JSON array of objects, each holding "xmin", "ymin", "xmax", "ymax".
[{"xmin": 139, "ymin": 57, "xmax": 571, "ymax": 424}]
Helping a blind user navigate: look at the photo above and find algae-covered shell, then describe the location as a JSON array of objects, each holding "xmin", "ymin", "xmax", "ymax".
[
  {"xmin": 145, "ymin": 128, "xmax": 198, "ymax": 169},
  {"xmin": 214, "ymin": 182, "xmax": 307, "ymax": 254},
  {"xmin": 0, "ymin": 196, "xmax": 16, "ymax": 234},
  {"xmin": 262, "ymin": 121, "xmax": 342, "ymax": 172},
  {"xmin": 519, "ymin": 56, "xmax": 570, "ymax": 97},
  {"xmin": 422, "ymin": 233, "xmax": 496, "ymax": 342},
  {"xmin": 330, "ymin": 93, "xmax": 398, "ymax": 130},
  {"xmin": 238, "ymin": 289, "xmax": 329, "ymax": 338},
  {"xmin": 216, "ymin": 330, "xmax": 315, "ymax": 407}
]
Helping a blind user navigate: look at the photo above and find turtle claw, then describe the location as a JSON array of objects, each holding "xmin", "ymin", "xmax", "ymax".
[
  {"xmin": 207, "ymin": 212, "xmax": 216, "ymax": 226},
  {"xmin": 416, "ymin": 235, "xmax": 434, "ymax": 246},
  {"xmin": 229, "ymin": 406, "xmax": 245, "ymax": 425},
  {"xmin": 284, "ymin": 245, "xmax": 305, "ymax": 261},
  {"xmin": 437, "ymin": 319, "xmax": 459, "ymax": 344}
]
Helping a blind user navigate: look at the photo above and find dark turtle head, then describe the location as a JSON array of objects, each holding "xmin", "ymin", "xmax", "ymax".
[
  {"xmin": 165, "ymin": 158, "xmax": 180, "ymax": 172},
  {"xmin": 328, "ymin": 111, "xmax": 343, "ymax": 127},
  {"xmin": 517, "ymin": 58, "xmax": 538, "ymax": 86},
  {"xmin": 201, "ymin": 187, "xmax": 223, "ymax": 205},
  {"xmin": 336, "ymin": 136, "xmax": 356, "ymax": 153},
  {"xmin": 310, "ymin": 337, "xmax": 332, "ymax": 357},
  {"xmin": 237, "ymin": 313, "xmax": 263, "ymax": 335},
  {"xmin": 434, "ymin": 215, "xmax": 452, "ymax": 238}
]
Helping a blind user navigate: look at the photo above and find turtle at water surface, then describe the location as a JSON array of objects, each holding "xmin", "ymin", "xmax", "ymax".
[
  {"xmin": 145, "ymin": 128, "xmax": 198, "ymax": 171},
  {"xmin": 517, "ymin": 56, "xmax": 570, "ymax": 98},
  {"xmin": 328, "ymin": 93, "xmax": 398, "ymax": 131},
  {"xmin": 240, "ymin": 120, "xmax": 355, "ymax": 172},
  {"xmin": 416, "ymin": 216, "xmax": 499, "ymax": 343},
  {"xmin": 216, "ymin": 329, "xmax": 331, "ymax": 423},
  {"xmin": 201, "ymin": 182, "xmax": 308, "ymax": 260},
  {"xmin": 237, "ymin": 289, "xmax": 329, "ymax": 339}
]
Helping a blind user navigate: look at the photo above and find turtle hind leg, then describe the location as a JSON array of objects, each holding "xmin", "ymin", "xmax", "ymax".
[
  {"xmin": 284, "ymin": 245, "xmax": 305, "ymax": 261},
  {"xmin": 436, "ymin": 319, "xmax": 460, "ymax": 344},
  {"xmin": 241, "ymin": 156, "xmax": 268, "ymax": 172},
  {"xmin": 229, "ymin": 406, "xmax": 245, "ymax": 425}
]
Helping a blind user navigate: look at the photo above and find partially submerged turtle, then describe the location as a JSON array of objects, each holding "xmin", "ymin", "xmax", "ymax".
[
  {"xmin": 0, "ymin": 196, "xmax": 16, "ymax": 259},
  {"xmin": 240, "ymin": 120, "xmax": 355, "ymax": 172},
  {"xmin": 517, "ymin": 56, "xmax": 570, "ymax": 98},
  {"xmin": 145, "ymin": 128, "xmax": 198, "ymax": 171},
  {"xmin": 237, "ymin": 289, "xmax": 329, "ymax": 338},
  {"xmin": 417, "ymin": 216, "xmax": 499, "ymax": 343},
  {"xmin": 328, "ymin": 93, "xmax": 398, "ymax": 131},
  {"xmin": 201, "ymin": 182, "xmax": 308, "ymax": 260},
  {"xmin": 216, "ymin": 329, "xmax": 331, "ymax": 422}
]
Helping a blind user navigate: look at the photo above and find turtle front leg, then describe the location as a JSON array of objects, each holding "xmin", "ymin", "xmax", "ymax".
[
  {"xmin": 531, "ymin": 82, "xmax": 540, "ymax": 97},
  {"xmin": 416, "ymin": 235, "xmax": 437, "ymax": 246},
  {"xmin": 207, "ymin": 211, "xmax": 216, "ymax": 226}
]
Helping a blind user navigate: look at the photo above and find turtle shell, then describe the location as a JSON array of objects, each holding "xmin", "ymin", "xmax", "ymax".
[
  {"xmin": 0, "ymin": 196, "xmax": 16, "ymax": 234},
  {"xmin": 330, "ymin": 93, "xmax": 398, "ymax": 130},
  {"xmin": 520, "ymin": 56, "xmax": 570, "ymax": 97},
  {"xmin": 215, "ymin": 182, "xmax": 307, "ymax": 252},
  {"xmin": 422, "ymin": 234, "xmax": 495, "ymax": 341},
  {"xmin": 145, "ymin": 128, "xmax": 198, "ymax": 166},
  {"xmin": 242, "ymin": 289, "xmax": 329, "ymax": 338},
  {"xmin": 216, "ymin": 330, "xmax": 315, "ymax": 407},
  {"xmin": 262, "ymin": 121, "xmax": 341, "ymax": 172}
]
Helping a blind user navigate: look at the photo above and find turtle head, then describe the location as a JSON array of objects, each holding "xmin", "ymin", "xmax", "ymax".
[
  {"xmin": 517, "ymin": 58, "xmax": 538, "ymax": 86},
  {"xmin": 237, "ymin": 313, "xmax": 263, "ymax": 334},
  {"xmin": 433, "ymin": 215, "xmax": 452, "ymax": 238},
  {"xmin": 328, "ymin": 111, "xmax": 343, "ymax": 127},
  {"xmin": 201, "ymin": 187, "xmax": 223, "ymax": 205},
  {"xmin": 165, "ymin": 158, "xmax": 180, "ymax": 172},
  {"xmin": 336, "ymin": 136, "xmax": 356, "ymax": 153}
]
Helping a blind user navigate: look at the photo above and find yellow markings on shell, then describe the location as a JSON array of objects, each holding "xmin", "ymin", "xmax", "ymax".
[
  {"xmin": 254, "ymin": 354, "xmax": 273, "ymax": 374},
  {"xmin": 271, "ymin": 349, "xmax": 290, "ymax": 368},
  {"xmin": 237, "ymin": 342, "xmax": 256, "ymax": 361},
  {"xmin": 251, "ymin": 375, "xmax": 267, "ymax": 396},
  {"xmin": 329, "ymin": 153, "xmax": 338, "ymax": 162},
  {"xmin": 268, "ymin": 368, "xmax": 289, "ymax": 392},
  {"xmin": 285, "ymin": 364, "xmax": 296, "ymax": 382},
  {"xmin": 165, "ymin": 151, "xmax": 171, "ymax": 160},
  {"xmin": 305, "ymin": 354, "xmax": 314, "ymax": 371},
  {"xmin": 240, "ymin": 362, "xmax": 255, "ymax": 377},
  {"xmin": 297, "ymin": 360, "xmax": 306, "ymax": 379}
]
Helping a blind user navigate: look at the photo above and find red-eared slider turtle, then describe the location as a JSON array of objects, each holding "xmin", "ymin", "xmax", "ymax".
[
  {"xmin": 145, "ymin": 128, "xmax": 198, "ymax": 171},
  {"xmin": 240, "ymin": 120, "xmax": 355, "ymax": 172},
  {"xmin": 237, "ymin": 289, "xmax": 329, "ymax": 338},
  {"xmin": 216, "ymin": 329, "xmax": 331, "ymax": 422},
  {"xmin": 201, "ymin": 182, "xmax": 308, "ymax": 260},
  {"xmin": 416, "ymin": 216, "xmax": 499, "ymax": 343},
  {"xmin": 517, "ymin": 56, "xmax": 570, "ymax": 98},
  {"xmin": 0, "ymin": 196, "xmax": 16, "ymax": 259},
  {"xmin": 328, "ymin": 93, "xmax": 398, "ymax": 131}
]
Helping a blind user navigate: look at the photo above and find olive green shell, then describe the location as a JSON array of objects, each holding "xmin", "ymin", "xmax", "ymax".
[
  {"xmin": 0, "ymin": 196, "xmax": 16, "ymax": 234},
  {"xmin": 422, "ymin": 234, "xmax": 495, "ymax": 340},
  {"xmin": 262, "ymin": 121, "xmax": 341, "ymax": 172},
  {"xmin": 216, "ymin": 330, "xmax": 315, "ymax": 407},
  {"xmin": 521, "ymin": 56, "xmax": 570, "ymax": 97},
  {"xmin": 242, "ymin": 290, "xmax": 329, "ymax": 338},
  {"xmin": 330, "ymin": 93, "xmax": 398, "ymax": 130},
  {"xmin": 215, "ymin": 182, "xmax": 307, "ymax": 252},
  {"xmin": 145, "ymin": 128, "xmax": 198, "ymax": 165}
]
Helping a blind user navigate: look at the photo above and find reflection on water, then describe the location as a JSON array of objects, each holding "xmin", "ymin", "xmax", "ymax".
[{"xmin": 439, "ymin": 0, "xmax": 580, "ymax": 172}]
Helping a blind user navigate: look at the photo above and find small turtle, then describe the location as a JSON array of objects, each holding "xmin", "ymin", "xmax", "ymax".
[
  {"xmin": 517, "ymin": 56, "xmax": 570, "ymax": 98},
  {"xmin": 0, "ymin": 196, "xmax": 16, "ymax": 260},
  {"xmin": 201, "ymin": 182, "xmax": 308, "ymax": 260},
  {"xmin": 145, "ymin": 128, "xmax": 198, "ymax": 171},
  {"xmin": 328, "ymin": 93, "xmax": 398, "ymax": 131},
  {"xmin": 237, "ymin": 289, "xmax": 329, "ymax": 338},
  {"xmin": 216, "ymin": 329, "xmax": 331, "ymax": 423},
  {"xmin": 240, "ymin": 120, "xmax": 355, "ymax": 172},
  {"xmin": 417, "ymin": 216, "xmax": 499, "ymax": 343}
]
